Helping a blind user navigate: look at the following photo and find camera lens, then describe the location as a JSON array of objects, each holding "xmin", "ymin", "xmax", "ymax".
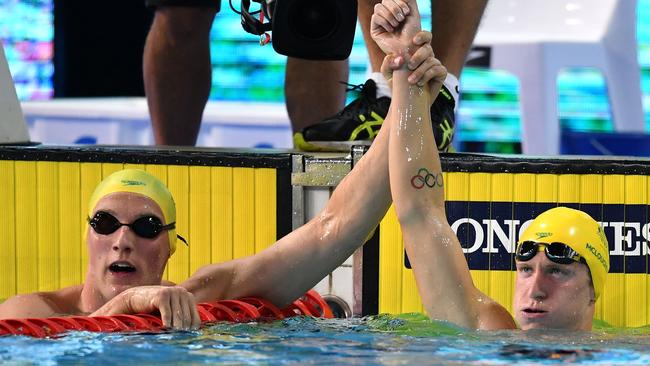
[{"xmin": 288, "ymin": 0, "xmax": 340, "ymax": 40}]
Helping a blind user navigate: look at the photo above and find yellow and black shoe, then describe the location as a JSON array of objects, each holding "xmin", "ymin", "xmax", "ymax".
[
  {"xmin": 293, "ymin": 79, "xmax": 390, "ymax": 152},
  {"xmin": 293, "ymin": 79, "xmax": 456, "ymax": 152},
  {"xmin": 431, "ymin": 84, "xmax": 456, "ymax": 153}
]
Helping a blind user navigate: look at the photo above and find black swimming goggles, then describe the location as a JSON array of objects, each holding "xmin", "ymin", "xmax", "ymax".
[
  {"xmin": 88, "ymin": 211, "xmax": 188, "ymax": 245},
  {"xmin": 515, "ymin": 241, "xmax": 585, "ymax": 265}
]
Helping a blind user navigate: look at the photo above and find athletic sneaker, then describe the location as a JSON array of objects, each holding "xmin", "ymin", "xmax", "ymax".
[{"xmin": 293, "ymin": 79, "xmax": 456, "ymax": 152}]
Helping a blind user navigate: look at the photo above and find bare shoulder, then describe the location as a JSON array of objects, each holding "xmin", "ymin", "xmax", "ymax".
[
  {"xmin": 476, "ymin": 295, "xmax": 517, "ymax": 330},
  {"xmin": 0, "ymin": 285, "xmax": 83, "ymax": 319}
]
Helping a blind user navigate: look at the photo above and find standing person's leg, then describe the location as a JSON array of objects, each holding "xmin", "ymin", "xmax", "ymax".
[
  {"xmin": 430, "ymin": 0, "xmax": 487, "ymax": 80},
  {"xmin": 284, "ymin": 59, "xmax": 349, "ymax": 135},
  {"xmin": 358, "ymin": 0, "xmax": 385, "ymax": 74},
  {"xmin": 293, "ymin": 0, "xmax": 393, "ymax": 151},
  {"xmin": 144, "ymin": 5, "xmax": 218, "ymax": 146},
  {"xmin": 425, "ymin": 0, "xmax": 489, "ymax": 151}
]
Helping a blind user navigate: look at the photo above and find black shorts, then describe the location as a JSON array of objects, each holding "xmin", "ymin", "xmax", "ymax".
[{"xmin": 146, "ymin": 0, "xmax": 221, "ymax": 11}]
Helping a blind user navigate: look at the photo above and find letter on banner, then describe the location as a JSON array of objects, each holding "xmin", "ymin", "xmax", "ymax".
[{"xmin": 452, "ymin": 218, "xmax": 484, "ymax": 254}]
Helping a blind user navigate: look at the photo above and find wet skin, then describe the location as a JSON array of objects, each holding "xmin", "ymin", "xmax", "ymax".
[
  {"xmin": 85, "ymin": 192, "xmax": 171, "ymax": 303},
  {"xmin": 514, "ymin": 253, "xmax": 595, "ymax": 331}
]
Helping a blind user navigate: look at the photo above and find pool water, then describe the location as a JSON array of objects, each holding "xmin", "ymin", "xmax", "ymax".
[{"xmin": 2, "ymin": 314, "xmax": 650, "ymax": 365}]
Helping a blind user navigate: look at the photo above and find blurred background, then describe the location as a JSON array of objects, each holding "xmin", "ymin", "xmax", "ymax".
[{"xmin": 2, "ymin": 0, "xmax": 650, "ymax": 153}]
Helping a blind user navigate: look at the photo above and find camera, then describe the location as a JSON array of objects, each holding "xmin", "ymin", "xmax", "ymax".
[{"xmin": 239, "ymin": 0, "xmax": 357, "ymax": 60}]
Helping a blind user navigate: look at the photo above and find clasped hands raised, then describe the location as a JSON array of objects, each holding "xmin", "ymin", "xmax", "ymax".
[{"xmin": 371, "ymin": 0, "xmax": 447, "ymax": 103}]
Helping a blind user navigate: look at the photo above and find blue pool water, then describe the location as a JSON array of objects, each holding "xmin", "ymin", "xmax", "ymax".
[{"xmin": 2, "ymin": 314, "xmax": 650, "ymax": 365}]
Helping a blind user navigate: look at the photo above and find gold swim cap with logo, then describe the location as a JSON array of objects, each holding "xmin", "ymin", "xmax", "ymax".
[
  {"xmin": 87, "ymin": 169, "xmax": 179, "ymax": 255},
  {"xmin": 518, "ymin": 207, "xmax": 610, "ymax": 300}
]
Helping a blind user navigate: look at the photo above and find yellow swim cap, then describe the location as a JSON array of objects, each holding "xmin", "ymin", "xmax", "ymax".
[
  {"xmin": 87, "ymin": 169, "xmax": 179, "ymax": 255},
  {"xmin": 518, "ymin": 207, "xmax": 610, "ymax": 300}
]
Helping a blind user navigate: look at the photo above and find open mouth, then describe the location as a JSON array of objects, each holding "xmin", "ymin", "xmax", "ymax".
[
  {"xmin": 523, "ymin": 308, "xmax": 547, "ymax": 314},
  {"xmin": 109, "ymin": 261, "xmax": 137, "ymax": 273}
]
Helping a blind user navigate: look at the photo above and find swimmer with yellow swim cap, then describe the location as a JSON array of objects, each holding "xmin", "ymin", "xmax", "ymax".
[
  {"xmin": 82, "ymin": 169, "xmax": 192, "ymax": 321},
  {"xmin": 370, "ymin": 0, "xmax": 610, "ymax": 332},
  {"xmin": 512, "ymin": 207, "xmax": 610, "ymax": 330},
  {"xmin": 0, "ymin": 169, "xmax": 202, "ymax": 329}
]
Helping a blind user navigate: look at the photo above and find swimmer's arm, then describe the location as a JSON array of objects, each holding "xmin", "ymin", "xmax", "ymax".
[
  {"xmin": 389, "ymin": 82, "xmax": 515, "ymax": 328},
  {"xmin": 183, "ymin": 34, "xmax": 443, "ymax": 308},
  {"xmin": 184, "ymin": 82, "xmax": 396, "ymax": 306},
  {"xmin": 185, "ymin": 123, "xmax": 392, "ymax": 305},
  {"xmin": 368, "ymin": 0, "xmax": 514, "ymax": 330},
  {"xmin": 386, "ymin": 45, "xmax": 515, "ymax": 331}
]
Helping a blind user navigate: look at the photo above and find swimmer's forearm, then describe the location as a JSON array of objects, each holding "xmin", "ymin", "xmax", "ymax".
[
  {"xmin": 387, "ymin": 67, "xmax": 481, "ymax": 327},
  {"xmin": 388, "ymin": 67, "xmax": 442, "ymax": 221},
  {"xmin": 186, "ymin": 191, "xmax": 390, "ymax": 307}
]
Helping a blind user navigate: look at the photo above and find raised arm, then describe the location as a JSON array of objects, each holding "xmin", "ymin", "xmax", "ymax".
[
  {"xmin": 374, "ymin": 0, "xmax": 516, "ymax": 329},
  {"xmin": 182, "ymin": 35, "xmax": 439, "ymax": 307},
  {"xmin": 184, "ymin": 117, "xmax": 393, "ymax": 305}
]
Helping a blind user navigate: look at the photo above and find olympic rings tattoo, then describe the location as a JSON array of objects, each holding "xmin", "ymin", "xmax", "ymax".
[{"xmin": 410, "ymin": 168, "xmax": 443, "ymax": 189}]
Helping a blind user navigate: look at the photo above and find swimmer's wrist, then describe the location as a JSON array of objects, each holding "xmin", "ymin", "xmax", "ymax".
[{"xmin": 388, "ymin": 51, "xmax": 411, "ymax": 71}]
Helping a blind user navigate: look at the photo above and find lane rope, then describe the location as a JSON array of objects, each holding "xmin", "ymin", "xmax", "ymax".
[{"xmin": 0, "ymin": 290, "xmax": 333, "ymax": 338}]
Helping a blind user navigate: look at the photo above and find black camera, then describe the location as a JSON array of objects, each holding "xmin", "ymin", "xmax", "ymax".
[{"xmin": 239, "ymin": 0, "xmax": 357, "ymax": 60}]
